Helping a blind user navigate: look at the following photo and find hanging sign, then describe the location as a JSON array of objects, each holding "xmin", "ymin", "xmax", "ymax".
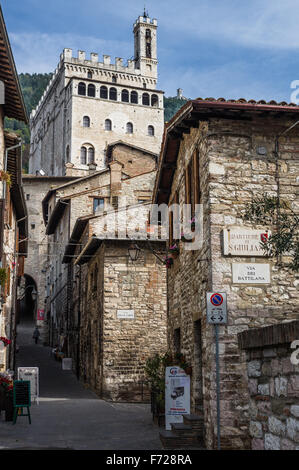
[
  {"xmin": 165, "ymin": 366, "xmax": 190, "ymax": 430},
  {"xmin": 18, "ymin": 367, "xmax": 39, "ymax": 404},
  {"xmin": 37, "ymin": 309, "xmax": 45, "ymax": 321}
]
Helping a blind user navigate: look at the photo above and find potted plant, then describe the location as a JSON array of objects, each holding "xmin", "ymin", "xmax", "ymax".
[
  {"xmin": 0, "ymin": 337, "xmax": 12, "ymax": 347},
  {"xmin": 0, "ymin": 171, "xmax": 12, "ymax": 187},
  {"xmin": 0, "ymin": 373, "xmax": 14, "ymax": 421}
]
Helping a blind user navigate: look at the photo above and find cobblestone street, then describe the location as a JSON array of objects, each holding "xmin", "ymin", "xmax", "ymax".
[{"xmin": 0, "ymin": 322, "xmax": 162, "ymax": 450}]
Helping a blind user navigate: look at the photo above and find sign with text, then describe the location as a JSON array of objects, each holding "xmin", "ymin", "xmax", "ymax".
[
  {"xmin": 165, "ymin": 367, "xmax": 190, "ymax": 430},
  {"xmin": 223, "ymin": 228, "xmax": 270, "ymax": 256},
  {"xmin": 206, "ymin": 292, "xmax": 227, "ymax": 325},
  {"xmin": 18, "ymin": 367, "xmax": 39, "ymax": 404},
  {"xmin": 13, "ymin": 381, "xmax": 31, "ymax": 408},
  {"xmin": 117, "ymin": 309, "xmax": 135, "ymax": 320},
  {"xmin": 232, "ymin": 263, "xmax": 270, "ymax": 284},
  {"xmin": 37, "ymin": 309, "xmax": 45, "ymax": 321}
]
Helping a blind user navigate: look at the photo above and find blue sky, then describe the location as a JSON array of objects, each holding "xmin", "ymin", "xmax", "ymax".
[{"xmin": 2, "ymin": 0, "xmax": 299, "ymax": 101}]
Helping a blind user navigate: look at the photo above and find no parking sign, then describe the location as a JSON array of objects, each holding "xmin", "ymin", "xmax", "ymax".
[{"xmin": 206, "ymin": 292, "xmax": 227, "ymax": 325}]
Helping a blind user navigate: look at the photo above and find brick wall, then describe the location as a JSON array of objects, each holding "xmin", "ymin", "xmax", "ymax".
[{"xmin": 239, "ymin": 321, "xmax": 299, "ymax": 450}]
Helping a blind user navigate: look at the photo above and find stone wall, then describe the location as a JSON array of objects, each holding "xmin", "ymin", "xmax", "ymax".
[
  {"xmin": 164, "ymin": 114, "xmax": 299, "ymax": 450},
  {"xmin": 239, "ymin": 321, "xmax": 299, "ymax": 450}
]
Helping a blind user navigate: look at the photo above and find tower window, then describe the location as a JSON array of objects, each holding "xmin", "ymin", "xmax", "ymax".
[
  {"xmin": 88, "ymin": 147, "xmax": 95, "ymax": 164},
  {"xmin": 146, "ymin": 29, "xmax": 152, "ymax": 58},
  {"xmin": 121, "ymin": 89, "xmax": 129, "ymax": 103},
  {"xmin": 88, "ymin": 84, "xmax": 96, "ymax": 97},
  {"xmin": 109, "ymin": 87, "xmax": 117, "ymax": 101},
  {"xmin": 100, "ymin": 86, "xmax": 108, "ymax": 99},
  {"xmin": 148, "ymin": 125, "xmax": 154, "ymax": 136},
  {"xmin": 131, "ymin": 91, "xmax": 138, "ymax": 104},
  {"xmin": 151, "ymin": 94, "xmax": 159, "ymax": 107},
  {"xmin": 83, "ymin": 116, "xmax": 90, "ymax": 127},
  {"xmin": 105, "ymin": 119, "xmax": 112, "ymax": 131},
  {"xmin": 81, "ymin": 146, "xmax": 87, "ymax": 165},
  {"xmin": 142, "ymin": 93, "xmax": 150, "ymax": 106},
  {"xmin": 126, "ymin": 122, "xmax": 133, "ymax": 134},
  {"xmin": 112, "ymin": 75, "xmax": 117, "ymax": 83},
  {"xmin": 87, "ymin": 71, "xmax": 93, "ymax": 79},
  {"xmin": 66, "ymin": 145, "xmax": 70, "ymax": 162},
  {"xmin": 78, "ymin": 82, "xmax": 86, "ymax": 96}
]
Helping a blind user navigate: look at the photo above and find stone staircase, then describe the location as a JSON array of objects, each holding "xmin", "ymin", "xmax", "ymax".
[{"xmin": 159, "ymin": 414, "xmax": 205, "ymax": 449}]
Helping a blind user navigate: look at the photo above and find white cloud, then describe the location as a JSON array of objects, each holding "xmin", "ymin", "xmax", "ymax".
[{"xmin": 10, "ymin": 32, "xmax": 132, "ymax": 73}]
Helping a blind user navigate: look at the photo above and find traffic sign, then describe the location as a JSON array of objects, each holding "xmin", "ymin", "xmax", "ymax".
[{"xmin": 206, "ymin": 292, "xmax": 227, "ymax": 325}]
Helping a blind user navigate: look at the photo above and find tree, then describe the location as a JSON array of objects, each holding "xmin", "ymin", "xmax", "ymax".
[{"xmin": 243, "ymin": 194, "xmax": 299, "ymax": 271}]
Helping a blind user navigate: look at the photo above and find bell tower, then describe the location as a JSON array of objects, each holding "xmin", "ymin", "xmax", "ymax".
[{"xmin": 133, "ymin": 11, "xmax": 158, "ymax": 79}]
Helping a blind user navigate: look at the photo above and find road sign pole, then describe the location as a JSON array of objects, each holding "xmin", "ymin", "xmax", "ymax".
[{"xmin": 215, "ymin": 324, "xmax": 221, "ymax": 450}]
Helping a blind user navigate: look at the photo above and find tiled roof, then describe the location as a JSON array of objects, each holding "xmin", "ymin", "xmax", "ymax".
[{"xmin": 193, "ymin": 97, "xmax": 298, "ymax": 107}]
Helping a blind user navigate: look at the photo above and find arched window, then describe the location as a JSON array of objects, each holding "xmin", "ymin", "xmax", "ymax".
[
  {"xmin": 109, "ymin": 87, "xmax": 117, "ymax": 101},
  {"xmin": 105, "ymin": 119, "xmax": 112, "ymax": 131},
  {"xmin": 151, "ymin": 94, "xmax": 159, "ymax": 107},
  {"xmin": 78, "ymin": 82, "xmax": 86, "ymax": 96},
  {"xmin": 66, "ymin": 145, "xmax": 70, "ymax": 162},
  {"xmin": 131, "ymin": 91, "xmax": 138, "ymax": 104},
  {"xmin": 148, "ymin": 125, "xmax": 154, "ymax": 136},
  {"xmin": 142, "ymin": 93, "xmax": 150, "ymax": 106},
  {"xmin": 88, "ymin": 84, "xmax": 96, "ymax": 97},
  {"xmin": 80, "ymin": 146, "xmax": 87, "ymax": 164},
  {"xmin": 146, "ymin": 29, "xmax": 152, "ymax": 58},
  {"xmin": 88, "ymin": 147, "xmax": 95, "ymax": 164},
  {"xmin": 121, "ymin": 89, "xmax": 129, "ymax": 103},
  {"xmin": 100, "ymin": 86, "xmax": 108, "ymax": 99},
  {"xmin": 83, "ymin": 116, "xmax": 90, "ymax": 127},
  {"xmin": 126, "ymin": 122, "xmax": 133, "ymax": 134}
]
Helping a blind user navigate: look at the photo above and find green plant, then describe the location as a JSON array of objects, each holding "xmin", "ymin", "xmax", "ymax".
[
  {"xmin": 0, "ymin": 171, "xmax": 11, "ymax": 187},
  {"xmin": 243, "ymin": 194, "xmax": 299, "ymax": 271}
]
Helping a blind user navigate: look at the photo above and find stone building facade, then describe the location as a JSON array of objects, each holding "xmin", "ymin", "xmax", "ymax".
[
  {"xmin": 29, "ymin": 14, "xmax": 164, "ymax": 177},
  {"xmin": 239, "ymin": 321, "xmax": 299, "ymax": 450},
  {"xmin": 41, "ymin": 143, "xmax": 167, "ymax": 396},
  {"xmin": 0, "ymin": 6, "xmax": 28, "ymax": 371},
  {"xmin": 152, "ymin": 98, "xmax": 299, "ymax": 449}
]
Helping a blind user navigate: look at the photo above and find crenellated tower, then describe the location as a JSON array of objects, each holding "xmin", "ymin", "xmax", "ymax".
[{"xmin": 134, "ymin": 12, "xmax": 158, "ymax": 80}]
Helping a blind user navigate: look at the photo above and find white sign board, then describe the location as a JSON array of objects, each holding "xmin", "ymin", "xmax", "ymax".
[
  {"xmin": 165, "ymin": 366, "xmax": 190, "ymax": 430},
  {"xmin": 232, "ymin": 263, "xmax": 270, "ymax": 284},
  {"xmin": 223, "ymin": 228, "xmax": 270, "ymax": 256},
  {"xmin": 206, "ymin": 292, "xmax": 227, "ymax": 325},
  {"xmin": 18, "ymin": 367, "xmax": 39, "ymax": 404},
  {"xmin": 117, "ymin": 309, "xmax": 135, "ymax": 319}
]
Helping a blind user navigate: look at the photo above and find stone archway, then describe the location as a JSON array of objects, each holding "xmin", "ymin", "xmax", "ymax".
[{"xmin": 18, "ymin": 274, "xmax": 38, "ymax": 324}]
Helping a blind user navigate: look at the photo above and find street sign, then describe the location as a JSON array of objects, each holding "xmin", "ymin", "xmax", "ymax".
[{"xmin": 206, "ymin": 292, "xmax": 227, "ymax": 325}]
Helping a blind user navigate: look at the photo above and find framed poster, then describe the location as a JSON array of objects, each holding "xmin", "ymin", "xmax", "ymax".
[
  {"xmin": 37, "ymin": 309, "xmax": 45, "ymax": 321},
  {"xmin": 165, "ymin": 366, "xmax": 190, "ymax": 430}
]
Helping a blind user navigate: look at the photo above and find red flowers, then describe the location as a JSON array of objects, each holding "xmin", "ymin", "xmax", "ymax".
[{"xmin": 0, "ymin": 337, "xmax": 11, "ymax": 346}]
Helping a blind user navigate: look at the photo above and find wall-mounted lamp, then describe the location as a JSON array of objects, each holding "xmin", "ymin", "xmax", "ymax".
[{"xmin": 128, "ymin": 243, "xmax": 141, "ymax": 262}]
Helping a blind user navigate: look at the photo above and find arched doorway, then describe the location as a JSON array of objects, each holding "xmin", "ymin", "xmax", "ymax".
[{"xmin": 18, "ymin": 274, "xmax": 38, "ymax": 324}]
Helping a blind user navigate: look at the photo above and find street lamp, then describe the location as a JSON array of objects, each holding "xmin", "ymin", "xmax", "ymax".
[{"xmin": 128, "ymin": 243, "xmax": 141, "ymax": 262}]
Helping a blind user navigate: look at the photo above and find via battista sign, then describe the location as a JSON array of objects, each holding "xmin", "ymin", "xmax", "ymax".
[
  {"xmin": 232, "ymin": 263, "xmax": 270, "ymax": 284},
  {"xmin": 223, "ymin": 227, "xmax": 270, "ymax": 257}
]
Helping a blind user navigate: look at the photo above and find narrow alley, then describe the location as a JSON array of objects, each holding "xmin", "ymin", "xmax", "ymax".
[{"xmin": 0, "ymin": 322, "xmax": 161, "ymax": 450}]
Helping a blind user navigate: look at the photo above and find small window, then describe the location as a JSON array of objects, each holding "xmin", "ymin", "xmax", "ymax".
[
  {"xmin": 105, "ymin": 119, "xmax": 112, "ymax": 131},
  {"xmin": 148, "ymin": 125, "xmax": 154, "ymax": 136},
  {"xmin": 131, "ymin": 91, "xmax": 138, "ymax": 104},
  {"xmin": 126, "ymin": 122, "xmax": 133, "ymax": 134},
  {"xmin": 143, "ymin": 83, "xmax": 147, "ymax": 89},
  {"xmin": 31, "ymin": 224, "xmax": 36, "ymax": 230},
  {"xmin": 88, "ymin": 147, "xmax": 95, "ymax": 164},
  {"xmin": 121, "ymin": 89, "xmax": 129, "ymax": 102},
  {"xmin": 26, "ymin": 194, "xmax": 30, "ymax": 201},
  {"xmin": 66, "ymin": 145, "xmax": 70, "ymax": 162},
  {"xmin": 83, "ymin": 116, "xmax": 90, "ymax": 127},
  {"xmin": 78, "ymin": 82, "xmax": 86, "ymax": 96},
  {"xmin": 94, "ymin": 198, "xmax": 104, "ymax": 213},
  {"xmin": 87, "ymin": 71, "xmax": 93, "ymax": 79},
  {"xmin": 109, "ymin": 87, "xmax": 117, "ymax": 101},
  {"xmin": 81, "ymin": 146, "xmax": 87, "ymax": 165},
  {"xmin": 88, "ymin": 84, "xmax": 96, "ymax": 97},
  {"xmin": 100, "ymin": 86, "xmax": 108, "ymax": 99},
  {"xmin": 112, "ymin": 75, "xmax": 117, "ymax": 83},
  {"xmin": 151, "ymin": 94, "xmax": 159, "ymax": 107},
  {"xmin": 142, "ymin": 93, "xmax": 150, "ymax": 106}
]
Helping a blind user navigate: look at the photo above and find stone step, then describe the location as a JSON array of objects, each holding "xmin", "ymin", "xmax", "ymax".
[
  {"xmin": 183, "ymin": 414, "xmax": 204, "ymax": 433},
  {"xmin": 171, "ymin": 423, "xmax": 197, "ymax": 437},
  {"xmin": 159, "ymin": 430, "xmax": 202, "ymax": 450}
]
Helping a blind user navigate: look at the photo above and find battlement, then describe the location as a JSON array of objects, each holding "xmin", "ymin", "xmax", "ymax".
[
  {"xmin": 59, "ymin": 48, "xmax": 141, "ymax": 73},
  {"xmin": 133, "ymin": 16, "xmax": 157, "ymax": 29}
]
